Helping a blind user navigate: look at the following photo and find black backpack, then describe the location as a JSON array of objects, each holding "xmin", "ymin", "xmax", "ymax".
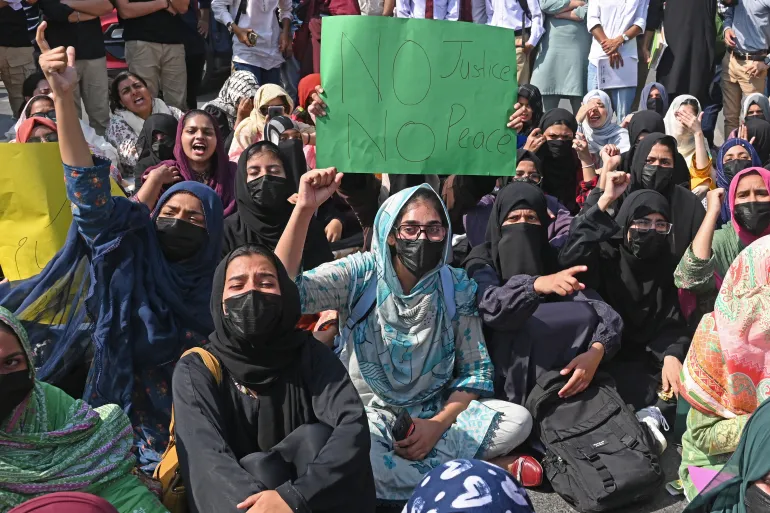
[{"xmin": 525, "ymin": 371, "xmax": 665, "ymax": 512}]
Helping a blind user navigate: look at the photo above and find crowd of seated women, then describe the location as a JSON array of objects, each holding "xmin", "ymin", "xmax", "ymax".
[{"xmin": 3, "ymin": 24, "xmax": 770, "ymax": 513}]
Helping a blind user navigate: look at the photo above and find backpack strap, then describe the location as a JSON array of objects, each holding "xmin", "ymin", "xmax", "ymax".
[
  {"xmin": 233, "ymin": 0, "xmax": 248, "ymax": 26},
  {"xmin": 439, "ymin": 266, "xmax": 456, "ymax": 321},
  {"xmin": 335, "ymin": 278, "xmax": 378, "ymax": 354}
]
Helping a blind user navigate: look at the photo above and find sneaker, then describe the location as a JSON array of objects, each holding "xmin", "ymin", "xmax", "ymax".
[{"xmin": 636, "ymin": 406, "xmax": 669, "ymax": 455}]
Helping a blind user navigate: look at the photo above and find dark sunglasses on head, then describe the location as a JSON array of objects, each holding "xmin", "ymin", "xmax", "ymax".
[
  {"xmin": 27, "ymin": 132, "xmax": 59, "ymax": 143},
  {"xmin": 31, "ymin": 110, "xmax": 57, "ymax": 122}
]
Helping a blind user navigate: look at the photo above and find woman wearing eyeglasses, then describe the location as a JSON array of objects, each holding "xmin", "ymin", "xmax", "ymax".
[
  {"xmin": 275, "ymin": 171, "xmax": 533, "ymax": 503},
  {"xmin": 559, "ymin": 168, "xmax": 692, "ymax": 447}
]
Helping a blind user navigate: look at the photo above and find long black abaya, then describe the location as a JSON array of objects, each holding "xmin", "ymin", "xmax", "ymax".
[{"xmin": 657, "ymin": 0, "xmax": 717, "ymax": 105}]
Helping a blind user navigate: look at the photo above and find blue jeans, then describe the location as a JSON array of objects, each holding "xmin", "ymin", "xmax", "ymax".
[
  {"xmin": 586, "ymin": 62, "xmax": 636, "ymax": 121},
  {"xmin": 233, "ymin": 61, "xmax": 282, "ymax": 86}
]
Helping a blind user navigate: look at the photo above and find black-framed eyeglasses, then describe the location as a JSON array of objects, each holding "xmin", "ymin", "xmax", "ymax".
[
  {"xmin": 393, "ymin": 224, "xmax": 447, "ymax": 242},
  {"xmin": 630, "ymin": 218, "xmax": 673, "ymax": 234},
  {"xmin": 27, "ymin": 132, "xmax": 58, "ymax": 143},
  {"xmin": 31, "ymin": 110, "xmax": 57, "ymax": 122},
  {"xmin": 512, "ymin": 173, "xmax": 542, "ymax": 185}
]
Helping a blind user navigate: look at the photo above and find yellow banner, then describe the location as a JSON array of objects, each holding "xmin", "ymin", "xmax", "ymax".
[{"xmin": 0, "ymin": 144, "xmax": 124, "ymax": 281}]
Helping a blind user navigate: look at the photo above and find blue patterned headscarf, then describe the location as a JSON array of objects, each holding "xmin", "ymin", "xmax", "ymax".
[
  {"xmin": 359, "ymin": 184, "xmax": 478, "ymax": 407},
  {"xmin": 404, "ymin": 459, "xmax": 535, "ymax": 512},
  {"xmin": 0, "ymin": 181, "xmax": 223, "ymax": 413},
  {"xmin": 716, "ymin": 139, "xmax": 762, "ymax": 225}
]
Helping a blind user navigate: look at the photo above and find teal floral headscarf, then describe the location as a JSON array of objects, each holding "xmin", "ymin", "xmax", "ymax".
[
  {"xmin": 359, "ymin": 184, "xmax": 478, "ymax": 406},
  {"xmin": 0, "ymin": 306, "xmax": 136, "ymax": 510}
]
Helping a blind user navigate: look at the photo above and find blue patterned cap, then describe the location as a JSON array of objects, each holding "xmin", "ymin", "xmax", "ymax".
[{"xmin": 403, "ymin": 459, "xmax": 535, "ymax": 513}]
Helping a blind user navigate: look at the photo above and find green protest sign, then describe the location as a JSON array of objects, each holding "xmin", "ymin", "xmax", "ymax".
[{"xmin": 316, "ymin": 16, "xmax": 518, "ymax": 176}]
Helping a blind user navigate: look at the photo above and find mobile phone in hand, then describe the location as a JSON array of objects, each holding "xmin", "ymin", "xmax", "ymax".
[
  {"xmin": 267, "ymin": 105, "xmax": 285, "ymax": 118},
  {"xmin": 247, "ymin": 31, "xmax": 258, "ymax": 45},
  {"xmin": 392, "ymin": 409, "xmax": 415, "ymax": 441}
]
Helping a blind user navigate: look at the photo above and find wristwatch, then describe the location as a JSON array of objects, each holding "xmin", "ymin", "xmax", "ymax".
[
  {"xmin": 227, "ymin": 22, "xmax": 234, "ymax": 33},
  {"xmin": 622, "ymin": 34, "xmax": 630, "ymax": 44}
]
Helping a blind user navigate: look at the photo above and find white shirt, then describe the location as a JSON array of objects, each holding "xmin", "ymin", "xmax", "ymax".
[
  {"xmin": 484, "ymin": 0, "xmax": 544, "ymax": 47},
  {"xmin": 212, "ymin": 0, "xmax": 292, "ymax": 71},
  {"xmin": 396, "ymin": 0, "xmax": 459, "ymax": 21},
  {"xmin": 586, "ymin": 0, "xmax": 648, "ymax": 65}
]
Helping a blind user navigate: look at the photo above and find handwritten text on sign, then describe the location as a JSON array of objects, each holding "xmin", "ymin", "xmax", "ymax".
[{"xmin": 316, "ymin": 16, "xmax": 518, "ymax": 176}]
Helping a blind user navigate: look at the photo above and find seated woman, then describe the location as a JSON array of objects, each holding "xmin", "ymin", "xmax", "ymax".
[
  {"xmin": 0, "ymin": 307, "xmax": 165, "ymax": 513},
  {"xmin": 577, "ymin": 90, "xmax": 630, "ymax": 164},
  {"xmin": 675, "ymin": 165, "xmax": 770, "ymax": 320},
  {"xmin": 222, "ymin": 140, "xmax": 333, "ymax": 269},
  {"xmin": 679, "ymin": 237, "xmax": 770, "ymax": 502},
  {"xmin": 0, "ymin": 34, "xmax": 225, "ymax": 471},
  {"xmin": 172, "ymin": 245, "xmax": 375, "ymax": 513},
  {"xmin": 527, "ymin": 108, "xmax": 598, "ymax": 214},
  {"xmin": 639, "ymin": 82, "xmax": 669, "ymax": 116},
  {"xmin": 664, "ymin": 95, "xmax": 712, "ymax": 197},
  {"xmin": 105, "ymin": 71, "xmax": 183, "ymax": 178},
  {"xmin": 516, "ymin": 84, "xmax": 544, "ymax": 143},
  {"xmin": 740, "ymin": 92, "xmax": 770, "ymax": 123},
  {"xmin": 294, "ymin": 74, "xmax": 321, "ymax": 126},
  {"xmin": 140, "ymin": 110, "xmax": 238, "ymax": 215},
  {"xmin": 584, "ymin": 133, "xmax": 706, "ymax": 262},
  {"xmin": 15, "ymin": 117, "xmax": 57, "ymax": 143},
  {"xmin": 464, "ymin": 181, "xmax": 622, "ymax": 405},
  {"xmin": 18, "ymin": 71, "xmax": 50, "ymax": 114},
  {"xmin": 715, "ymin": 140, "xmax": 762, "ymax": 227},
  {"xmin": 230, "ymin": 84, "xmax": 314, "ymax": 159},
  {"xmin": 9, "ymin": 95, "xmax": 120, "ymax": 171},
  {"xmin": 682, "ymin": 400, "xmax": 770, "ymax": 512},
  {"xmin": 275, "ymin": 171, "xmax": 533, "ymax": 502},
  {"xmin": 744, "ymin": 116, "xmax": 770, "ymax": 166},
  {"xmin": 202, "ymin": 70, "xmax": 259, "ymax": 144},
  {"xmin": 133, "ymin": 113, "xmax": 178, "ymax": 179},
  {"xmin": 462, "ymin": 150, "xmax": 573, "ymax": 250},
  {"xmin": 559, "ymin": 172, "xmax": 691, "ymax": 439}
]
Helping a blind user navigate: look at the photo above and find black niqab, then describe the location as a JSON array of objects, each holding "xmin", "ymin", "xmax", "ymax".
[
  {"xmin": 135, "ymin": 113, "xmax": 179, "ymax": 178},
  {"xmin": 608, "ymin": 190, "xmax": 683, "ymax": 345},
  {"xmin": 619, "ymin": 111, "xmax": 667, "ymax": 174},
  {"xmin": 536, "ymin": 108, "xmax": 579, "ymax": 213},
  {"xmin": 464, "ymin": 181, "xmax": 556, "ymax": 280},
  {"xmin": 628, "ymin": 132, "xmax": 705, "ymax": 259},
  {"xmin": 745, "ymin": 116, "xmax": 770, "ymax": 166},
  {"xmin": 222, "ymin": 139, "xmax": 333, "ymax": 267}
]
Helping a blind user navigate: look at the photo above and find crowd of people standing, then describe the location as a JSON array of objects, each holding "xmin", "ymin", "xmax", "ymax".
[{"xmin": 3, "ymin": 0, "xmax": 770, "ymax": 512}]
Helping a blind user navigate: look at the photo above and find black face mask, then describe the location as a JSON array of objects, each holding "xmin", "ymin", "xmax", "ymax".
[
  {"xmin": 733, "ymin": 201, "xmax": 770, "ymax": 235},
  {"xmin": 641, "ymin": 164, "xmax": 674, "ymax": 193},
  {"xmin": 745, "ymin": 483, "xmax": 770, "ymax": 513},
  {"xmin": 155, "ymin": 217, "xmax": 209, "ymax": 262},
  {"xmin": 723, "ymin": 159, "xmax": 753, "ymax": 183},
  {"xmin": 393, "ymin": 238, "xmax": 444, "ymax": 280},
  {"xmin": 545, "ymin": 139, "xmax": 573, "ymax": 159},
  {"xmin": 646, "ymin": 97, "xmax": 664, "ymax": 115},
  {"xmin": 152, "ymin": 137, "xmax": 175, "ymax": 161},
  {"xmin": 0, "ymin": 370, "xmax": 34, "ymax": 422},
  {"xmin": 498, "ymin": 223, "xmax": 544, "ymax": 280},
  {"xmin": 745, "ymin": 113, "xmax": 765, "ymax": 121},
  {"xmin": 247, "ymin": 175, "xmax": 293, "ymax": 211},
  {"xmin": 627, "ymin": 229, "xmax": 668, "ymax": 259},
  {"xmin": 223, "ymin": 289, "xmax": 282, "ymax": 341}
]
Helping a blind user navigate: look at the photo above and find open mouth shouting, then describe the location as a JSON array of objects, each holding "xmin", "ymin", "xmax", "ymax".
[{"xmin": 191, "ymin": 141, "xmax": 208, "ymax": 157}]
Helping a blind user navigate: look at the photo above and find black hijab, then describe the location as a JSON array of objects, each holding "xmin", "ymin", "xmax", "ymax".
[
  {"xmin": 628, "ymin": 132, "xmax": 705, "ymax": 259},
  {"xmin": 619, "ymin": 111, "xmax": 676, "ymax": 179},
  {"xmin": 135, "ymin": 113, "xmax": 178, "ymax": 179},
  {"xmin": 745, "ymin": 116, "xmax": 770, "ymax": 166},
  {"xmin": 209, "ymin": 245, "xmax": 313, "ymax": 448},
  {"xmin": 464, "ymin": 181, "xmax": 556, "ymax": 280},
  {"xmin": 518, "ymin": 84, "xmax": 544, "ymax": 136},
  {"xmin": 606, "ymin": 190, "xmax": 684, "ymax": 346},
  {"xmin": 536, "ymin": 108, "xmax": 580, "ymax": 214},
  {"xmin": 222, "ymin": 139, "xmax": 333, "ymax": 268}
]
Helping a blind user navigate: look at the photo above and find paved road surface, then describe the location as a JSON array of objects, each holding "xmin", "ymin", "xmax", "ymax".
[{"xmin": 0, "ymin": 78, "xmax": 696, "ymax": 512}]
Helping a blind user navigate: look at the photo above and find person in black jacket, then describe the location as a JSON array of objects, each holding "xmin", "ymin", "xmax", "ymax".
[{"xmin": 172, "ymin": 244, "xmax": 375, "ymax": 513}]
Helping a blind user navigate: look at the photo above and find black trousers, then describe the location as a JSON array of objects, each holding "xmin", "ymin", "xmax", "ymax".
[{"xmin": 185, "ymin": 53, "xmax": 206, "ymax": 111}]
